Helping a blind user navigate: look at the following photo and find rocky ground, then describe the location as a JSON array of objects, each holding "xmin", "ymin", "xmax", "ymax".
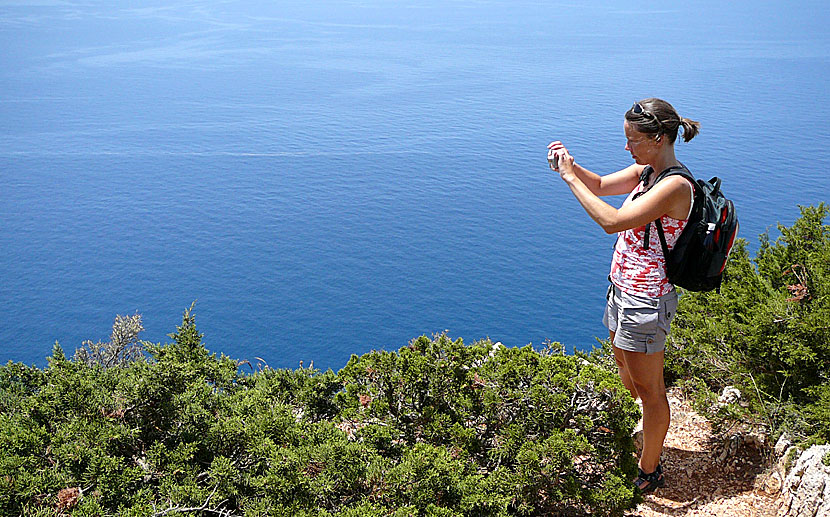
[{"xmin": 626, "ymin": 389, "xmax": 784, "ymax": 517}]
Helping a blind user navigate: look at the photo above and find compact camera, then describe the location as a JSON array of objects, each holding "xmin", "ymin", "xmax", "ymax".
[{"xmin": 547, "ymin": 150, "xmax": 559, "ymax": 171}]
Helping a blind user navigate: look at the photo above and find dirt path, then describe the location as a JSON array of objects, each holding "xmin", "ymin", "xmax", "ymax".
[{"xmin": 626, "ymin": 389, "xmax": 784, "ymax": 517}]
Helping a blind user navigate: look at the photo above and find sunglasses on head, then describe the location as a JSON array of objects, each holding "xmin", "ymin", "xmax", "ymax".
[
  {"xmin": 631, "ymin": 102, "xmax": 664, "ymax": 133},
  {"xmin": 631, "ymin": 102, "xmax": 654, "ymax": 118}
]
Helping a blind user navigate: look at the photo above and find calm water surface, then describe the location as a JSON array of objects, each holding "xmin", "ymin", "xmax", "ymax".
[{"xmin": 1, "ymin": 1, "xmax": 829, "ymax": 369}]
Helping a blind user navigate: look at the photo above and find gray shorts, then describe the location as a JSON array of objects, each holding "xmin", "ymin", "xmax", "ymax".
[{"xmin": 602, "ymin": 283, "xmax": 678, "ymax": 355}]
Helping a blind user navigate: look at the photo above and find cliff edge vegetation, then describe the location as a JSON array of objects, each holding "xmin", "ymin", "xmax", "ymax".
[
  {"xmin": 665, "ymin": 203, "xmax": 830, "ymax": 447},
  {"xmin": 1, "ymin": 203, "xmax": 827, "ymax": 516},
  {"xmin": 0, "ymin": 320, "xmax": 641, "ymax": 516}
]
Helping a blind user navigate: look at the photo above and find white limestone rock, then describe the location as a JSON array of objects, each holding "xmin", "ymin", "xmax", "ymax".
[{"xmin": 780, "ymin": 445, "xmax": 830, "ymax": 517}]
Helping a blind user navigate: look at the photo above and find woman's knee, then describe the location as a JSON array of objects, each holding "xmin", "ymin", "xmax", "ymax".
[
  {"xmin": 630, "ymin": 375, "xmax": 664, "ymax": 398},
  {"xmin": 633, "ymin": 382, "xmax": 667, "ymax": 405}
]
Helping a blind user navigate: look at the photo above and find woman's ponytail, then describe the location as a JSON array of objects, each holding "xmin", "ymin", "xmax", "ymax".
[
  {"xmin": 679, "ymin": 117, "xmax": 701, "ymax": 142},
  {"xmin": 628, "ymin": 98, "xmax": 700, "ymax": 144}
]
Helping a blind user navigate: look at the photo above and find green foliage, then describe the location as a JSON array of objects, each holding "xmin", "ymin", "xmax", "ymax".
[
  {"xmin": 804, "ymin": 383, "xmax": 830, "ymax": 444},
  {"xmin": 337, "ymin": 336, "xmax": 640, "ymax": 515},
  {"xmin": 665, "ymin": 204, "xmax": 830, "ymax": 442},
  {"xmin": 74, "ymin": 313, "xmax": 146, "ymax": 368},
  {"xmin": 0, "ymin": 313, "xmax": 640, "ymax": 515}
]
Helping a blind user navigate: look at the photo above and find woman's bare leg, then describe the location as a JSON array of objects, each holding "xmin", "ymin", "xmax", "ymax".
[
  {"xmin": 610, "ymin": 331, "xmax": 637, "ymax": 399},
  {"xmin": 619, "ymin": 348, "xmax": 670, "ymax": 474}
]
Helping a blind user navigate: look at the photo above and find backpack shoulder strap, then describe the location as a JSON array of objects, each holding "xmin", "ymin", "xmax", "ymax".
[
  {"xmin": 640, "ymin": 163, "xmax": 697, "ymax": 251},
  {"xmin": 638, "ymin": 165, "xmax": 655, "ymax": 185},
  {"xmin": 654, "ymin": 217, "xmax": 671, "ymax": 263},
  {"xmin": 633, "ymin": 166, "xmax": 654, "ymax": 249},
  {"xmin": 654, "ymin": 162, "xmax": 699, "ymax": 198}
]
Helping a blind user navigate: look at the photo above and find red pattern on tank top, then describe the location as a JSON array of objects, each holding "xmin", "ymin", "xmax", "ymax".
[{"xmin": 609, "ymin": 181, "xmax": 691, "ymax": 297}]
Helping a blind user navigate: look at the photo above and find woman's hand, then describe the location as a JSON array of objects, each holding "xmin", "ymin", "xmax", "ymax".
[
  {"xmin": 557, "ymin": 149, "xmax": 576, "ymax": 182},
  {"xmin": 547, "ymin": 141, "xmax": 576, "ymax": 182}
]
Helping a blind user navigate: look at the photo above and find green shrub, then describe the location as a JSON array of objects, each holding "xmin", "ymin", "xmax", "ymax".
[
  {"xmin": 337, "ymin": 335, "xmax": 640, "ymax": 515},
  {"xmin": 666, "ymin": 203, "xmax": 830, "ymax": 442},
  {"xmin": 0, "ymin": 313, "xmax": 640, "ymax": 515},
  {"xmin": 74, "ymin": 313, "xmax": 145, "ymax": 368}
]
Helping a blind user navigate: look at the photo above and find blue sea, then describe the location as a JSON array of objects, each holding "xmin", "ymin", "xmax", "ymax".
[{"xmin": 1, "ymin": 0, "xmax": 828, "ymax": 371}]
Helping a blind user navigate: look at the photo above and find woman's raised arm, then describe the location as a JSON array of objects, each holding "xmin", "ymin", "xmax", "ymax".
[{"xmin": 547, "ymin": 141, "xmax": 643, "ymax": 196}]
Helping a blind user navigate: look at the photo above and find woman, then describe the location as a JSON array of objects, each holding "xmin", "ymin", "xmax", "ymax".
[{"xmin": 548, "ymin": 98, "xmax": 700, "ymax": 493}]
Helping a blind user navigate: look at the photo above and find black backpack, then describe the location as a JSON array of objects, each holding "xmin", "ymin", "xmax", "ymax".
[{"xmin": 638, "ymin": 164, "xmax": 739, "ymax": 292}]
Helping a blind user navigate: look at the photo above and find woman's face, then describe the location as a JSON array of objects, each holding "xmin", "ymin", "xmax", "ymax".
[{"xmin": 624, "ymin": 120, "xmax": 658, "ymax": 165}]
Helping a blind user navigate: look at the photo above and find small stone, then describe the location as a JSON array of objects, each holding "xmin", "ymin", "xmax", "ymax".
[
  {"xmin": 775, "ymin": 433, "xmax": 793, "ymax": 456},
  {"xmin": 633, "ymin": 429, "xmax": 644, "ymax": 454},
  {"xmin": 718, "ymin": 386, "xmax": 742, "ymax": 405},
  {"xmin": 765, "ymin": 471, "xmax": 782, "ymax": 493}
]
